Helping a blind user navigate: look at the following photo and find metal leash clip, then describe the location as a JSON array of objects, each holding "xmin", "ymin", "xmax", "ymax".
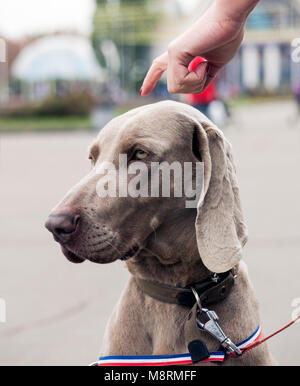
[
  {"xmin": 195, "ymin": 307, "xmax": 242, "ymax": 356},
  {"xmin": 191, "ymin": 287, "xmax": 242, "ymax": 356}
]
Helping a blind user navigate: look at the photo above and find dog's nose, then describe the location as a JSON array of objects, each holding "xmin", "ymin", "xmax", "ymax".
[{"xmin": 45, "ymin": 211, "xmax": 80, "ymax": 243}]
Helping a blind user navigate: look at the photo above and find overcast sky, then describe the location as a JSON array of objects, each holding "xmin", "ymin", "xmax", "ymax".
[
  {"xmin": 0, "ymin": 0, "xmax": 201, "ymax": 40},
  {"xmin": 0, "ymin": 0, "xmax": 96, "ymax": 39}
]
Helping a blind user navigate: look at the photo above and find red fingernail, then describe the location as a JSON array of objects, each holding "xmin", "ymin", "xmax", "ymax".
[
  {"xmin": 188, "ymin": 56, "xmax": 207, "ymax": 72},
  {"xmin": 139, "ymin": 88, "xmax": 143, "ymax": 96}
]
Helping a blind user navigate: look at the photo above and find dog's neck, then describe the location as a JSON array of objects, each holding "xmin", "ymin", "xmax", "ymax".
[{"xmin": 126, "ymin": 209, "xmax": 210, "ymax": 287}]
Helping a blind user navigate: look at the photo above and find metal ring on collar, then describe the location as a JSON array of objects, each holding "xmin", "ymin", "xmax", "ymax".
[{"xmin": 191, "ymin": 287, "xmax": 202, "ymax": 312}]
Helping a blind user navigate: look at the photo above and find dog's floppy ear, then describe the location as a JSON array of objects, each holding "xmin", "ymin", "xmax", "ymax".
[{"xmin": 189, "ymin": 114, "xmax": 248, "ymax": 273}]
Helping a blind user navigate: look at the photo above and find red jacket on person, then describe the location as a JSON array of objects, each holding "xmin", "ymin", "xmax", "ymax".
[{"xmin": 187, "ymin": 82, "xmax": 217, "ymax": 105}]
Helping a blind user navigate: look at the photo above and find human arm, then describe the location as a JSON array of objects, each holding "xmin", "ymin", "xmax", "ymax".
[{"xmin": 140, "ymin": 0, "xmax": 259, "ymax": 95}]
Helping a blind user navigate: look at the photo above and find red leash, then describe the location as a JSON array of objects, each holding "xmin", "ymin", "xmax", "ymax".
[{"xmin": 233, "ymin": 315, "xmax": 300, "ymax": 357}]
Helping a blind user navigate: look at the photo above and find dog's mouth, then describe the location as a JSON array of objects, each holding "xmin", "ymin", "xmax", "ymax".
[
  {"xmin": 60, "ymin": 243, "xmax": 140, "ymax": 264},
  {"xmin": 120, "ymin": 244, "xmax": 140, "ymax": 261},
  {"xmin": 61, "ymin": 246, "xmax": 86, "ymax": 264}
]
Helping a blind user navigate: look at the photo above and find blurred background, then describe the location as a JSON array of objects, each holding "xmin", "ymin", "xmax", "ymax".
[{"xmin": 0, "ymin": 0, "xmax": 299, "ymax": 366}]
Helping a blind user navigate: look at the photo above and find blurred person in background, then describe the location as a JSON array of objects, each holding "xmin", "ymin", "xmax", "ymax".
[
  {"xmin": 293, "ymin": 80, "xmax": 300, "ymax": 120},
  {"xmin": 141, "ymin": 0, "xmax": 259, "ymax": 96},
  {"xmin": 186, "ymin": 80, "xmax": 230, "ymax": 128},
  {"xmin": 186, "ymin": 81, "xmax": 217, "ymax": 119}
]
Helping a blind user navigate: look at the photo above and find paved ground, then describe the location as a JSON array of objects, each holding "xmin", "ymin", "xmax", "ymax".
[{"xmin": 0, "ymin": 101, "xmax": 299, "ymax": 366}]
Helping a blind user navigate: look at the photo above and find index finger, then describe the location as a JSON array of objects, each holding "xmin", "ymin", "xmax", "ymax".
[{"xmin": 140, "ymin": 52, "xmax": 168, "ymax": 96}]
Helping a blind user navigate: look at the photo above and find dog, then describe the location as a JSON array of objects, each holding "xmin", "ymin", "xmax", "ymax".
[{"xmin": 45, "ymin": 100, "xmax": 275, "ymax": 365}]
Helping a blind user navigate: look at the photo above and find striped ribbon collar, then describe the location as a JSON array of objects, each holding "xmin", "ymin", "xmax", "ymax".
[{"xmin": 93, "ymin": 324, "xmax": 262, "ymax": 366}]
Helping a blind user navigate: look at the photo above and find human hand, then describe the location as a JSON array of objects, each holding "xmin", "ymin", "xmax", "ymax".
[{"xmin": 141, "ymin": 1, "xmax": 257, "ymax": 95}]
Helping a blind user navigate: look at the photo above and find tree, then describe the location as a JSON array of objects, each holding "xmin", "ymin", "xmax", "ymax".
[{"xmin": 92, "ymin": 0, "xmax": 161, "ymax": 95}]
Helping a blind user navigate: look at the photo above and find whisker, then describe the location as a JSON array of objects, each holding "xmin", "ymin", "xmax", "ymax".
[
  {"xmin": 151, "ymin": 224, "xmax": 158, "ymax": 242},
  {"xmin": 93, "ymin": 244, "xmax": 113, "ymax": 253},
  {"xmin": 142, "ymin": 246, "xmax": 163, "ymax": 262},
  {"xmin": 90, "ymin": 237, "xmax": 114, "ymax": 247},
  {"xmin": 103, "ymin": 239, "xmax": 122, "ymax": 257}
]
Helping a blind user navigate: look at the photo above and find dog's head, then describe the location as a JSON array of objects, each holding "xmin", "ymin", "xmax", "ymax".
[{"xmin": 45, "ymin": 101, "xmax": 247, "ymax": 273}]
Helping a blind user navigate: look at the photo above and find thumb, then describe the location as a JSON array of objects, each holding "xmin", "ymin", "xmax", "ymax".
[
  {"xmin": 188, "ymin": 56, "xmax": 206, "ymax": 72},
  {"xmin": 188, "ymin": 57, "xmax": 219, "ymax": 92},
  {"xmin": 183, "ymin": 60, "xmax": 209, "ymax": 89}
]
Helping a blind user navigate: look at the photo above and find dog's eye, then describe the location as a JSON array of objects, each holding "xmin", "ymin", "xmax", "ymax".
[{"xmin": 133, "ymin": 150, "xmax": 149, "ymax": 160}]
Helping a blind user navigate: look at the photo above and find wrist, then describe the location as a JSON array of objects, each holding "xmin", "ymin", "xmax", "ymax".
[{"xmin": 214, "ymin": 0, "xmax": 259, "ymax": 23}]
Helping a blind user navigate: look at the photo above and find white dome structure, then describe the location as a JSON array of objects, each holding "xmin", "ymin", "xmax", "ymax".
[{"xmin": 11, "ymin": 35, "xmax": 105, "ymax": 82}]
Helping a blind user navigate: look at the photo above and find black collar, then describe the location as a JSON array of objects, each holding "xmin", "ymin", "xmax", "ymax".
[{"xmin": 135, "ymin": 270, "xmax": 235, "ymax": 308}]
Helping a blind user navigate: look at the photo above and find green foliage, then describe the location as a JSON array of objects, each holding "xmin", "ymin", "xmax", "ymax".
[
  {"xmin": 92, "ymin": 0, "xmax": 162, "ymax": 93},
  {"xmin": 0, "ymin": 116, "xmax": 91, "ymax": 132},
  {"xmin": 1, "ymin": 91, "xmax": 94, "ymax": 118},
  {"xmin": 93, "ymin": 5, "xmax": 161, "ymax": 45},
  {"xmin": 36, "ymin": 92, "xmax": 94, "ymax": 117}
]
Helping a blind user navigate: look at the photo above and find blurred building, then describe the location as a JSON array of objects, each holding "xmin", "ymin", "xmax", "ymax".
[
  {"xmin": 0, "ymin": 37, "xmax": 26, "ymax": 103},
  {"xmin": 233, "ymin": 0, "xmax": 300, "ymax": 95},
  {"xmin": 10, "ymin": 34, "xmax": 105, "ymax": 101},
  {"xmin": 92, "ymin": 0, "xmax": 163, "ymax": 95},
  {"xmin": 0, "ymin": 37, "xmax": 8, "ymax": 103},
  {"xmin": 247, "ymin": 0, "xmax": 300, "ymax": 31}
]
